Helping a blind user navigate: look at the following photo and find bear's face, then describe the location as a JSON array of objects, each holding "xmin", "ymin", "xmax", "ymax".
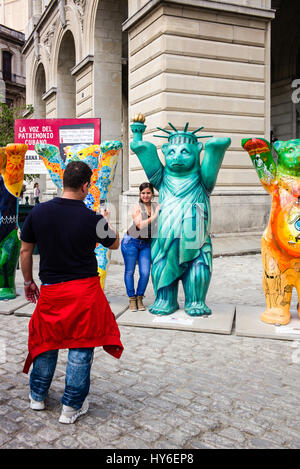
[
  {"xmin": 5, "ymin": 146, "xmax": 26, "ymax": 187},
  {"xmin": 274, "ymin": 139, "xmax": 300, "ymax": 174},
  {"xmin": 162, "ymin": 142, "xmax": 203, "ymax": 175}
]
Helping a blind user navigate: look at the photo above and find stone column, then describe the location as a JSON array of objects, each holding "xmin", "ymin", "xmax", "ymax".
[
  {"xmin": 28, "ymin": 0, "xmax": 43, "ymax": 36},
  {"xmin": 32, "ymin": 0, "xmax": 42, "ymax": 16},
  {"xmin": 93, "ymin": 0, "xmax": 127, "ymax": 231},
  {"xmin": 93, "ymin": 0, "xmax": 123, "ymax": 141}
]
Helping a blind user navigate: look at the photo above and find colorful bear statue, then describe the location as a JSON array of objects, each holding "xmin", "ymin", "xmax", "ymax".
[
  {"xmin": 0, "ymin": 144, "xmax": 28, "ymax": 300},
  {"xmin": 242, "ymin": 137, "xmax": 300, "ymax": 325},
  {"xmin": 35, "ymin": 141, "xmax": 122, "ymax": 289},
  {"xmin": 130, "ymin": 115, "xmax": 231, "ymax": 316}
]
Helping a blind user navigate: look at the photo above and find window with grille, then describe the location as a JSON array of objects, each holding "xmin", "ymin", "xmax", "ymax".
[{"xmin": 2, "ymin": 51, "xmax": 12, "ymax": 81}]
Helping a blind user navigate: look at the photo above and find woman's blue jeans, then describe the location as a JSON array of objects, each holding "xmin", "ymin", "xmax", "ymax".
[
  {"xmin": 30, "ymin": 348, "xmax": 94, "ymax": 410},
  {"xmin": 121, "ymin": 234, "xmax": 151, "ymax": 297}
]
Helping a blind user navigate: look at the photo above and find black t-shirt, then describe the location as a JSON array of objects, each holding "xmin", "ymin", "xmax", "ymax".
[{"xmin": 21, "ymin": 197, "xmax": 117, "ymax": 285}]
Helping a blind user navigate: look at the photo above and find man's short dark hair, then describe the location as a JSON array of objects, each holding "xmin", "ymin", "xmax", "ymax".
[{"xmin": 63, "ymin": 161, "xmax": 92, "ymax": 190}]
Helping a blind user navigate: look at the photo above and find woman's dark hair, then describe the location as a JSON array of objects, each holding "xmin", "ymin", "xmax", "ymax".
[
  {"xmin": 63, "ymin": 161, "xmax": 92, "ymax": 190},
  {"xmin": 139, "ymin": 182, "xmax": 154, "ymax": 203},
  {"xmin": 139, "ymin": 182, "xmax": 154, "ymax": 193}
]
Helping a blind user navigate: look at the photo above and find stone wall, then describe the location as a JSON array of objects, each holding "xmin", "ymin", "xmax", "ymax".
[
  {"xmin": 126, "ymin": 2, "xmax": 273, "ymax": 192},
  {"xmin": 23, "ymin": 0, "xmax": 277, "ymax": 234},
  {"xmin": 123, "ymin": 1, "xmax": 274, "ymax": 233},
  {"xmin": 0, "ymin": 0, "xmax": 29, "ymax": 34},
  {"xmin": 0, "ymin": 25, "xmax": 26, "ymax": 107}
]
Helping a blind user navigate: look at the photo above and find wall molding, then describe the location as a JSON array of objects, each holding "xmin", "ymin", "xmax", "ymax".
[{"xmin": 123, "ymin": 0, "xmax": 276, "ymax": 32}]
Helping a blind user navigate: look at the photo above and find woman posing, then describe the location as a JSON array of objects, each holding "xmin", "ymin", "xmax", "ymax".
[
  {"xmin": 121, "ymin": 182, "xmax": 160, "ymax": 311},
  {"xmin": 33, "ymin": 182, "xmax": 40, "ymax": 205}
]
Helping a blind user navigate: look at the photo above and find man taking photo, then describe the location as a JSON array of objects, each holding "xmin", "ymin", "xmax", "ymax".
[{"xmin": 20, "ymin": 160, "xmax": 123, "ymax": 424}]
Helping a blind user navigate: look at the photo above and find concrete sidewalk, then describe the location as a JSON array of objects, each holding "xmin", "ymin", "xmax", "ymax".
[
  {"xmin": 1, "ymin": 237, "xmax": 300, "ymax": 449},
  {"xmin": 12, "ymin": 232, "xmax": 262, "ymax": 305},
  {"xmin": 7, "ymin": 232, "xmax": 262, "ymax": 319},
  {"xmin": 211, "ymin": 232, "xmax": 261, "ymax": 257},
  {"xmin": 1, "ymin": 251, "xmax": 300, "ymax": 449},
  {"xmin": 111, "ymin": 232, "xmax": 262, "ymax": 264}
]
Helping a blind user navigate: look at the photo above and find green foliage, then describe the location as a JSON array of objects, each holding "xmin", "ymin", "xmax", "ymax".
[
  {"xmin": 23, "ymin": 174, "xmax": 37, "ymax": 183},
  {"xmin": 0, "ymin": 102, "xmax": 34, "ymax": 182},
  {"xmin": 0, "ymin": 102, "xmax": 33, "ymax": 146},
  {"xmin": 0, "ymin": 102, "xmax": 16, "ymax": 147}
]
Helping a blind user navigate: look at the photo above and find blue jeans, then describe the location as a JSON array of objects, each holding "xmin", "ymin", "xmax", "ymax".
[
  {"xmin": 30, "ymin": 348, "xmax": 94, "ymax": 410},
  {"xmin": 121, "ymin": 234, "xmax": 151, "ymax": 297}
]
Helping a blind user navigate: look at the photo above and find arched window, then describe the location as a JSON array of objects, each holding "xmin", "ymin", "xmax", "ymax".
[
  {"xmin": 57, "ymin": 31, "xmax": 76, "ymax": 118},
  {"xmin": 34, "ymin": 63, "xmax": 46, "ymax": 118},
  {"xmin": 2, "ymin": 51, "xmax": 12, "ymax": 81}
]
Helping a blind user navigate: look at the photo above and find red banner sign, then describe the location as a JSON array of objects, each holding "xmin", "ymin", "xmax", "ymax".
[{"xmin": 15, "ymin": 118, "xmax": 101, "ymax": 174}]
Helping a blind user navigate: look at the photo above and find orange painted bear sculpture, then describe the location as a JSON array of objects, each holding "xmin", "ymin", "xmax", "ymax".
[{"xmin": 242, "ymin": 137, "xmax": 300, "ymax": 326}]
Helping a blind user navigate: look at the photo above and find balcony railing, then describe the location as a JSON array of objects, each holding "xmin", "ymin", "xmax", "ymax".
[{"xmin": 0, "ymin": 71, "xmax": 25, "ymax": 86}]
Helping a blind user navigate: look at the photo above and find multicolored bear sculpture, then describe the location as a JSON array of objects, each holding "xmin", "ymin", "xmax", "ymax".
[
  {"xmin": 0, "ymin": 144, "xmax": 28, "ymax": 300},
  {"xmin": 35, "ymin": 141, "xmax": 122, "ymax": 289},
  {"xmin": 130, "ymin": 115, "xmax": 231, "ymax": 316},
  {"xmin": 242, "ymin": 137, "xmax": 300, "ymax": 325}
]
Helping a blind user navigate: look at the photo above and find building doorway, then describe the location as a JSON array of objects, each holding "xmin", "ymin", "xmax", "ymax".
[{"xmin": 271, "ymin": 1, "xmax": 300, "ymax": 141}]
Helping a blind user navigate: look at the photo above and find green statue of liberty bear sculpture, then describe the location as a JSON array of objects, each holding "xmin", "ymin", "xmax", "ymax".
[{"xmin": 130, "ymin": 114, "xmax": 231, "ymax": 316}]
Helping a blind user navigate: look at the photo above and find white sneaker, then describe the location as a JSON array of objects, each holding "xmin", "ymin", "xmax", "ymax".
[
  {"xmin": 29, "ymin": 393, "xmax": 45, "ymax": 411},
  {"xmin": 59, "ymin": 399, "xmax": 89, "ymax": 424}
]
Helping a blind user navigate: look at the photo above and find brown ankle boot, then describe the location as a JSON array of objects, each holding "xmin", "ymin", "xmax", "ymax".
[
  {"xmin": 129, "ymin": 297, "xmax": 137, "ymax": 311},
  {"xmin": 137, "ymin": 296, "xmax": 146, "ymax": 311}
]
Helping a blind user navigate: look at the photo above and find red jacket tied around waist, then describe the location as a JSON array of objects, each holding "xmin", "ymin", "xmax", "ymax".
[{"xmin": 23, "ymin": 276, "xmax": 123, "ymax": 374}]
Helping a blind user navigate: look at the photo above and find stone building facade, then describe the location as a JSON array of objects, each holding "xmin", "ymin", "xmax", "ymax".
[
  {"xmin": 0, "ymin": 24, "xmax": 25, "ymax": 107},
  {"xmin": 21, "ymin": 0, "xmax": 297, "ymax": 235},
  {"xmin": 0, "ymin": 0, "xmax": 28, "ymax": 34},
  {"xmin": 0, "ymin": 0, "xmax": 27, "ymax": 108},
  {"xmin": 0, "ymin": 0, "xmax": 28, "ymax": 106}
]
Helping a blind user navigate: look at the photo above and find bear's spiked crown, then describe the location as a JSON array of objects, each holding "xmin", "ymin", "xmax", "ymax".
[{"xmin": 154, "ymin": 122, "xmax": 212, "ymax": 144}]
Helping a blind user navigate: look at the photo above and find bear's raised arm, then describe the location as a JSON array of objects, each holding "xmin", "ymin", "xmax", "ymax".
[
  {"xmin": 241, "ymin": 138, "xmax": 276, "ymax": 193},
  {"xmin": 130, "ymin": 140, "xmax": 164, "ymax": 191},
  {"xmin": 200, "ymin": 137, "xmax": 231, "ymax": 194}
]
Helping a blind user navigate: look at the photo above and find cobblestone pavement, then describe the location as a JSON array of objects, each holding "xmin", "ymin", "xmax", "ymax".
[{"xmin": 1, "ymin": 254, "xmax": 300, "ymax": 449}]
